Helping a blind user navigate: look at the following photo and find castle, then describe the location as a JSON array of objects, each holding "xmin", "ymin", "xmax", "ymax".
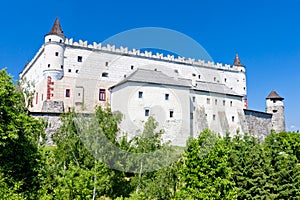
[{"xmin": 19, "ymin": 18, "xmax": 285, "ymax": 146}]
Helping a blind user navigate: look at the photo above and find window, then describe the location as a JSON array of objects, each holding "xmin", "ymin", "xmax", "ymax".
[
  {"xmin": 77, "ymin": 56, "xmax": 82, "ymax": 62},
  {"xmin": 273, "ymin": 110, "xmax": 278, "ymax": 113},
  {"xmin": 207, "ymin": 98, "xmax": 210, "ymax": 104},
  {"xmin": 273, "ymin": 100, "xmax": 277, "ymax": 103},
  {"xmin": 61, "ymin": 65, "xmax": 63, "ymax": 69},
  {"xmin": 55, "ymin": 52, "xmax": 59, "ymax": 56},
  {"xmin": 76, "ymin": 69, "xmax": 79, "ymax": 73},
  {"xmin": 198, "ymin": 75, "xmax": 201, "ymax": 79},
  {"xmin": 232, "ymin": 116, "xmax": 235, "ymax": 122},
  {"xmin": 131, "ymin": 65, "xmax": 134, "ymax": 70},
  {"xmin": 230, "ymin": 101, "xmax": 233, "ymax": 107},
  {"xmin": 174, "ymin": 69, "xmax": 178, "ymax": 73},
  {"xmin": 145, "ymin": 109, "xmax": 150, "ymax": 116},
  {"xmin": 105, "ymin": 62, "xmax": 108, "ymax": 66},
  {"xmin": 214, "ymin": 77, "xmax": 216, "ymax": 82},
  {"xmin": 49, "ymin": 39, "xmax": 51, "ymax": 42},
  {"xmin": 66, "ymin": 89, "xmax": 70, "ymax": 97},
  {"xmin": 41, "ymin": 94, "xmax": 43, "ymax": 101},
  {"xmin": 192, "ymin": 96, "xmax": 195, "ymax": 102},
  {"xmin": 99, "ymin": 89, "xmax": 106, "ymax": 101},
  {"xmin": 244, "ymin": 87, "xmax": 246, "ymax": 91},
  {"xmin": 213, "ymin": 114, "xmax": 216, "ymax": 121},
  {"xmin": 224, "ymin": 78, "xmax": 227, "ymax": 83},
  {"xmin": 223, "ymin": 100, "xmax": 226, "ymax": 106},
  {"xmin": 60, "ymin": 39, "xmax": 62, "ymax": 43},
  {"xmin": 102, "ymin": 72, "xmax": 109, "ymax": 77},
  {"xmin": 215, "ymin": 99, "xmax": 218, "ymax": 105},
  {"xmin": 48, "ymin": 64, "xmax": 50, "ymax": 68},
  {"xmin": 68, "ymin": 69, "xmax": 71, "ymax": 73},
  {"xmin": 165, "ymin": 93, "xmax": 169, "ymax": 100},
  {"xmin": 138, "ymin": 91, "xmax": 143, "ymax": 98},
  {"xmin": 36, "ymin": 92, "xmax": 38, "ymax": 104},
  {"xmin": 78, "ymin": 93, "xmax": 81, "ymax": 96},
  {"xmin": 170, "ymin": 110, "xmax": 174, "ymax": 118},
  {"xmin": 192, "ymin": 73, "xmax": 196, "ymax": 77}
]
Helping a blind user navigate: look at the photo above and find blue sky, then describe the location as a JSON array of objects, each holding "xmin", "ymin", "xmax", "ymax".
[{"xmin": 0, "ymin": 0, "xmax": 299, "ymax": 131}]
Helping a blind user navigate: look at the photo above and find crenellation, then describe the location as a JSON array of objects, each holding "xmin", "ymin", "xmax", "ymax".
[{"xmin": 62, "ymin": 38, "xmax": 246, "ymax": 73}]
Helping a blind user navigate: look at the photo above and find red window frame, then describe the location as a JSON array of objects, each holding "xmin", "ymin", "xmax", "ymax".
[{"xmin": 99, "ymin": 89, "xmax": 106, "ymax": 101}]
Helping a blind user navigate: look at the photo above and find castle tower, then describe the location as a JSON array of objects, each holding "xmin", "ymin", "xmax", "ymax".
[
  {"xmin": 266, "ymin": 90, "xmax": 285, "ymax": 132},
  {"xmin": 43, "ymin": 18, "xmax": 66, "ymax": 81},
  {"xmin": 233, "ymin": 53, "xmax": 248, "ymax": 109}
]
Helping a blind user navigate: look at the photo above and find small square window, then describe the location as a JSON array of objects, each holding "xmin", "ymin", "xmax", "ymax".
[
  {"xmin": 68, "ymin": 69, "xmax": 71, "ymax": 73},
  {"xmin": 99, "ymin": 89, "xmax": 106, "ymax": 101},
  {"xmin": 145, "ymin": 109, "xmax": 150, "ymax": 117},
  {"xmin": 66, "ymin": 89, "xmax": 70, "ymax": 97},
  {"xmin": 165, "ymin": 93, "xmax": 169, "ymax": 100},
  {"xmin": 55, "ymin": 52, "xmax": 59, "ymax": 56},
  {"xmin": 170, "ymin": 110, "xmax": 174, "ymax": 118},
  {"xmin": 138, "ymin": 91, "xmax": 143, "ymax": 98},
  {"xmin": 78, "ymin": 56, "xmax": 82, "ymax": 62}
]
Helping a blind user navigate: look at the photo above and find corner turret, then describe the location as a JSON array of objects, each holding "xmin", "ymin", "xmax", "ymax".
[
  {"xmin": 43, "ymin": 18, "xmax": 66, "ymax": 81},
  {"xmin": 266, "ymin": 90, "xmax": 285, "ymax": 132},
  {"xmin": 233, "ymin": 53, "xmax": 247, "ymax": 109}
]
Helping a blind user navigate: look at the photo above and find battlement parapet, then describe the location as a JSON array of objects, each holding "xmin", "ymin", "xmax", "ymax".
[{"xmin": 64, "ymin": 38, "xmax": 244, "ymax": 72}]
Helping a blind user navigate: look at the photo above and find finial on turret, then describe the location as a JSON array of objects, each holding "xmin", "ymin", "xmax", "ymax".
[
  {"xmin": 233, "ymin": 53, "xmax": 243, "ymax": 66},
  {"xmin": 48, "ymin": 18, "xmax": 65, "ymax": 37}
]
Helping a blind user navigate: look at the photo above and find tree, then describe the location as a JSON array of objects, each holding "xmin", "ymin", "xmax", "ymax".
[
  {"xmin": 0, "ymin": 68, "xmax": 45, "ymax": 198},
  {"xmin": 176, "ymin": 129, "xmax": 237, "ymax": 199}
]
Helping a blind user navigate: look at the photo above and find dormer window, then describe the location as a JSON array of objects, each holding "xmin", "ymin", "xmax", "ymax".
[{"xmin": 102, "ymin": 72, "xmax": 109, "ymax": 78}]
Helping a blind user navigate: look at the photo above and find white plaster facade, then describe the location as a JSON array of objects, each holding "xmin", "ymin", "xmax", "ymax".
[{"xmin": 19, "ymin": 19, "xmax": 284, "ymax": 146}]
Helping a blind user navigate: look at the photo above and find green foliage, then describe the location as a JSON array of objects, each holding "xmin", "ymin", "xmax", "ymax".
[
  {"xmin": 0, "ymin": 68, "xmax": 45, "ymax": 198},
  {"xmin": 176, "ymin": 129, "xmax": 237, "ymax": 199},
  {"xmin": 2, "ymin": 69, "xmax": 300, "ymax": 200}
]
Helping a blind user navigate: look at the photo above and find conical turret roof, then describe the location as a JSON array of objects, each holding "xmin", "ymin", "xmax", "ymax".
[
  {"xmin": 48, "ymin": 18, "xmax": 65, "ymax": 37},
  {"xmin": 266, "ymin": 90, "xmax": 284, "ymax": 100},
  {"xmin": 233, "ymin": 53, "xmax": 243, "ymax": 66}
]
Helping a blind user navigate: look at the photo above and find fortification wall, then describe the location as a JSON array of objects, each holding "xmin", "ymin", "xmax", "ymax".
[{"xmin": 244, "ymin": 109, "xmax": 272, "ymax": 141}]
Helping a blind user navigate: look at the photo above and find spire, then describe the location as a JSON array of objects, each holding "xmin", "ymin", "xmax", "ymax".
[
  {"xmin": 48, "ymin": 18, "xmax": 65, "ymax": 37},
  {"xmin": 266, "ymin": 90, "xmax": 284, "ymax": 100},
  {"xmin": 233, "ymin": 53, "xmax": 243, "ymax": 66}
]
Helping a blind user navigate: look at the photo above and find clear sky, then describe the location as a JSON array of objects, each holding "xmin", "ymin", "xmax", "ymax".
[{"xmin": 0, "ymin": 0, "xmax": 299, "ymax": 131}]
